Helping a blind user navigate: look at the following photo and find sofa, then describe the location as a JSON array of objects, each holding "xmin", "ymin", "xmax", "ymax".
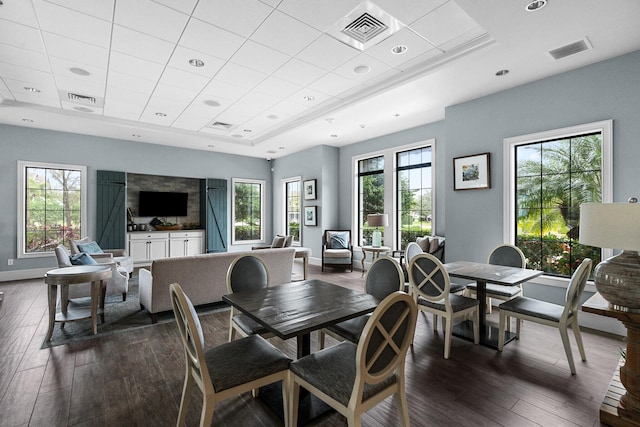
[{"xmin": 139, "ymin": 248, "xmax": 296, "ymax": 323}]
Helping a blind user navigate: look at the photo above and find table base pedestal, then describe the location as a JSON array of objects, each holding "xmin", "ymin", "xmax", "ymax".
[
  {"xmin": 259, "ymin": 382, "xmax": 333, "ymax": 426},
  {"xmin": 452, "ymin": 320, "xmax": 517, "ymax": 350}
]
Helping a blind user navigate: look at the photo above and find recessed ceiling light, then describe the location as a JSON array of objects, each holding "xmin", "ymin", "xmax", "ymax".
[
  {"xmin": 204, "ymin": 100, "xmax": 220, "ymax": 107},
  {"xmin": 70, "ymin": 67, "xmax": 90, "ymax": 76},
  {"xmin": 189, "ymin": 58, "xmax": 205, "ymax": 67},
  {"xmin": 303, "ymin": 95, "xmax": 315, "ymax": 101},
  {"xmin": 353, "ymin": 65, "xmax": 371, "ymax": 74},
  {"xmin": 24, "ymin": 87, "xmax": 40, "ymax": 93},
  {"xmin": 360, "ymin": 124, "xmax": 366, "ymax": 128},
  {"xmin": 495, "ymin": 69, "xmax": 509, "ymax": 76},
  {"xmin": 243, "ymin": 129, "xmax": 252, "ymax": 133},
  {"xmin": 155, "ymin": 112, "xmax": 167, "ymax": 117},
  {"xmin": 267, "ymin": 114, "xmax": 279, "ymax": 120},
  {"xmin": 279, "ymin": 146, "xmax": 285, "ymax": 150},
  {"xmin": 525, "ymin": 0, "xmax": 547, "ymax": 11},
  {"xmin": 22, "ymin": 118, "xmax": 33, "ymax": 123},
  {"xmin": 132, "ymin": 134, "xmax": 141, "ymax": 138},
  {"xmin": 391, "ymin": 45, "xmax": 407, "ymax": 55},
  {"xmin": 394, "ymin": 113, "xmax": 401, "ymax": 117},
  {"xmin": 208, "ymin": 144, "xmax": 215, "ymax": 148},
  {"xmin": 330, "ymin": 134, "xmax": 338, "ymax": 138}
]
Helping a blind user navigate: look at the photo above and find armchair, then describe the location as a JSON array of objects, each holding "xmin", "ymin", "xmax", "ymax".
[
  {"xmin": 321, "ymin": 230, "xmax": 353, "ymax": 272},
  {"xmin": 71, "ymin": 237, "xmax": 134, "ymax": 274}
]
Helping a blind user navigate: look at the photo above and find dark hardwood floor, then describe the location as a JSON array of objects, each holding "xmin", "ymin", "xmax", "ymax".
[{"xmin": 0, "ymin": 261, "xmax": 625, "ymax": 427}]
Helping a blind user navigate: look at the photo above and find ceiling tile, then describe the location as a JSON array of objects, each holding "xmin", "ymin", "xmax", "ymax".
[
  {"xmin": 167, "ymin": 46, "xmax": 226, "ymax": 78},
  {"xmin": 307, "ymin": 72, "xmax": 357, "ymax": 97},
  {"xmin": 108, "ymin": 52, "xmax": 165, "ymax": 82},
  {"xmin": 111, "ymin": 25, "xmax": 175, "ymax": 64},
  {"xmin": 286, "ymin": 87, "xmax": 335, "ymax": 107},
  {"xmin": 0, "ymin": 63, "xmax": 53, "ymax": 87},
  {"xmin": 43, "ymin": 0, "xmax": 115, "ymax": 21},
  {"xmin": 191, "ymin": 92, "xmax": 236, "ymax": 111},
  {"xmin": 229, "ymin": 40, "xmax": 291, "ymax": 74},
  {"xmin": 373, "ymin": 0, "xmax": 448, "ymax": 25},
  {"xmin": 250, "ymin": 10, "xmax": 321, "ymax": 56},
  {"xmin": 158, "ymin": 68, "xmax": 210, "ymax": 92},
  {"xmin": 295, "ymin": 34, "xmax": 360, "ymax": 71},
  {"xmin": 439, "ymin": 26, "xmax": 487, "ymax": 52},
  {"xmin": 115, "ymin": 0, "xmax": 189, "ymax": 43},
  {"xmin": 0, "ymin": 0, "xmax": 40, "ymax": 27},
  {"xmin": 3, "ymin": 76, "xmax": 59, "ymax": 102},
  {"xmin": 55, "ymin": 75, "xmax": 105, "ymax": 98},
  {"xmin": 277, "ymin": 0, "xmax": 361, "ymax": 32},
  {"xmin": 102, "ymin": 99, "xmax": 145, "ymax": 121},
  {"xmin": 411, "ymin": 1, "xmax": 480, "ymax": 47},
  {"xmin": 171, "ymin": 110, "xmax": 212, "ymax": 131},
  {"xmin": 272, "ymin": 58, "xmax": 326, "ymax": 86},
  {"xmin": 42, "ymin": 32, "xmax": 109, "ymax": 69},
  {"xmin": 0, "ymin": 19, "xmax": 45, "ymax": 52},
  {"xmin": 105, "ymin": 84, "xmax": 153, "ymax": 105},
  {"xmin": 49, "ymin": 57, "xmax": 107, "ymax": 85},
  {"xmin": 0, "ymin": 44, "xmax": 50, "ymax": 73},
  {"xmin": 106, "ymin": 72, "xmax": 156, "ymax": 98},
  {"xmin": 193, "ymin": 0, "xmax": 273, "ymax": 38},
  {"xmin": 151, "ymin": 83, "xmax": 198, "ymax": 104},
  {"xmin": 254, "ymin": 76, "xmax": 302, "ymax": 99},
  {"xmin": 34, "ymin": 0, "xmax": 112, "ymax": 48},
  {"xmin": 179, "ymin": 18, "xmax": 245, "ymax": 60},
  {"xmin": 214, "ymin": 63, "xmax": 267, "ymax": 89},
  {"xmin": 152, "ymin": 0, "xmax": 199, "ymax": 15},
  {"xmin": 332, "ymin": 53, "xmax": 394, "ymax": 82},
  {"xmin": 201, "ymin": 79, "xmax": 251, "ymax": 102}
]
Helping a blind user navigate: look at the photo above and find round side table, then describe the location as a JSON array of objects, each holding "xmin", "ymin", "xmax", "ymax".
[
  {"xmin": 44, "ymin": 265, "xmax": 112, "ymax": 341},
  {"xmin": 361, "ymin": 246, "xmax": 391, "ymax": 277}
]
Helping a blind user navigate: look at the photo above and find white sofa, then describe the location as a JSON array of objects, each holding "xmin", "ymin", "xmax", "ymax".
[{"xmin": 139, "ymin": 248, "xmax": 296, "ymax": 323}]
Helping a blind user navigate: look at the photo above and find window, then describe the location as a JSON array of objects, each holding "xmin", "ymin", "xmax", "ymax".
[
  {"xmin": 358, "ymin": 156, "xmax": 384, "ymax": 246},
  {"xmin": 18, "ymin": 161, "xmax": 87, "ymax": 258},
  {"xmin": 284, "ymin": 178, "xmax": 301, "ymax": 244},
  {"xmin": 505, "ymin": 120, "xmax": 612, "ymax": 279},
  {"xmin": 396, "ymin": 146, "xmax": 433, "ymax": 250},
  {"xmin": 232, "ymin": 178, "xmax": 265, "ymax": 244}
]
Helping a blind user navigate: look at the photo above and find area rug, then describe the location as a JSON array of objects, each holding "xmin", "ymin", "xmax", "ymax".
[{"xmin": 41, "ymin": 279, "xmax": 229, "ymax": 349}]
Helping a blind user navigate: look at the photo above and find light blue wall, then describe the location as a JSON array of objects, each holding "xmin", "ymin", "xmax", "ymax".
[{"xmin": 0, "ymin": 125, "xmax": 271, "ymax": 274}]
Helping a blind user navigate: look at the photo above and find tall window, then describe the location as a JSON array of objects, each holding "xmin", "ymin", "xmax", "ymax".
[
  {"xmin": 18, "ymin": 161, "xmax": 87, "ymax": 258},
  {"xmin": 232, "ymin": 178, "xmax": 264, "ymax": 244},
  {"xmin": 358, "ymin": 156, "xmax": 384, "ymax": 246},
  {"xmin": 284, "ymin": 178, "xmax": 301, "ymax": 244},
  {"xmin": 505, "ymin": 120, "xmax": 612, "ymax": 278},
  {"xmin": 396, "ymin": 146, "xmax": 432, "ymax": 249}
]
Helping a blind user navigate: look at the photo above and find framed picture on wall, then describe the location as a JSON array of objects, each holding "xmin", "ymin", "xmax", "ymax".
[
  {"xmin": 453, "ymin": 152, "xmax": 491, "ymax": 191},
  {"xmin": 304, "ymin": 206, "xmax": 317, "ymax": 226},
  {"xmin": 303, "ymin": 179, "xmax": 317, "ymax": 200}
]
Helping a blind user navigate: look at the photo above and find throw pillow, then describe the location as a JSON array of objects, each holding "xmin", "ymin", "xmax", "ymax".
[
  {"xmin": 330, "ymin": 232, "xmax": 349, "ymax": 249},
  {"xmin": 416, "ymin": 236, "xmax": 431, "ymax": 252},
  {"xmin": 77, "ymin": 241, "xmax": 104, "ymax": 254},
  {"xmin": 428, "ymin": 238, "xmax": 441, "ymax": 254},
  {"xmin": 70, "ymin": 252, "xmax": 97, "ymax": 265},
  {"xmin": 271, "ymin": 236, "xmax": 286, "ymax": 248}
]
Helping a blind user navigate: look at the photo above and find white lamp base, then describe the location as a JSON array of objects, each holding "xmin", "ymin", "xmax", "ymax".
[{"xmin": 372, "ymin": 230, "xmax": 382, "ymax": 247}]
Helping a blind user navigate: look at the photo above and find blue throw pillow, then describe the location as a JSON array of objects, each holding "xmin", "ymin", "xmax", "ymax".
[
  {"xmin": 77, "ymin": 241, "xmax": 104, "ymax": 254},
  {"xmin": 330, "ymin": 233, "xmax": 349, "ymax": 249},
  {"xmin": 70, "ymin": 253, "xmax": 97, "ymax": 265}
]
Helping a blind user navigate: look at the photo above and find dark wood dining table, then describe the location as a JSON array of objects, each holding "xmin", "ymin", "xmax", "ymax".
[{"xmin": 444, "ymin": 261, "xmax": 543, "ymax": 349}]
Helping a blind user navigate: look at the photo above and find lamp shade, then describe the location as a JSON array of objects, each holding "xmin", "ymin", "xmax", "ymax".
[
  {"xmin": 579, "ymin": 203, "xmax": 640, "ymax": 252},
  {"xmin": 367, "ymin": 213, "xmax": 388, "ymax": 227}
]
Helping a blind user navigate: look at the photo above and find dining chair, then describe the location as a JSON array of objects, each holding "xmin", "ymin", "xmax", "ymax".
[
  {"xmin": 465, "ymin": 244, "xmax": 527, "ymax": 314},
  {"xmin": 497, "ymin": 258, "xmax": 592, "ymax": 375},
  {"xmin": 289, "ymin": 291, "xmax": 417, "ymax": 427},
  {"xmin": 409, "ymin": 253, "xmax": 480, "ymax": 359},
  {"xmin": 170, "ymin": 283, "xmax": 292, "ymax": 427},
  {"xmin": 226, "ymin": 254, "xmax": 273, "ymax": 341},
  {"xmin": 318, "ymin": 255, "xmax": 404, "ymax": 349}
]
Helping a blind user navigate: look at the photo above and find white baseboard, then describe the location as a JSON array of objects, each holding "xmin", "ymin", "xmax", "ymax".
[{"xmin": 0, "ymin": 267, "xmax": 51, "ymax": 282}]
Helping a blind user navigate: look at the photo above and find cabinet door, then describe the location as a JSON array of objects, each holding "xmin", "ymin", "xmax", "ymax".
[
  {"xmin": 169, "ymin": 238, "xmax": 186, "ymax": 258},
  {"xmin": 149, "ymin": 239, "xmax": 167, "ymax": 261},
  {"xmin": 185, "ymin": 236, "xmax": 203, "ymax": 256},
  {"xmin": 129, "ymin": 240, "xmax": 149, "ymax": 262}
]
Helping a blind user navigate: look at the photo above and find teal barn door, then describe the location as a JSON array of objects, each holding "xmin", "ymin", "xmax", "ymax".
[
  {"xmin": 96, "ymin": 170, "xmax": 126, "ymax": 249},
  {"xmin": 200, "ymin": 179, "xmax": 227, "ymax": 253}
]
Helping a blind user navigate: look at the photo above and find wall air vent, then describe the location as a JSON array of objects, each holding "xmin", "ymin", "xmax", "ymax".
[
  {"xmin": 549, "ymin": 38, "xmax": 592, "ymax": 60},
  {"xmin": 328, "ymin": 0, "xmax": 404, "ymax": 51}
]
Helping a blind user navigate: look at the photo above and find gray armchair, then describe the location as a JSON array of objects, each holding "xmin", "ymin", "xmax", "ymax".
[
  {"xmin": 321, "ymin": 230, "xmax": 353, "ymax": 272},
  {"xmin": 71, "ymin": 237, "xmax": 134, "ymax": 275}
]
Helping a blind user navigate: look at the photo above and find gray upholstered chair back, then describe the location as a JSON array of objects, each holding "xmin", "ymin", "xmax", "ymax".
[
  {"xmin": 405, "ymin": 242, "xmax": 423, "ymax": 265},
  {"xmin": 488, "ymin": 244, "xmax": 526, "ymax": 268},
  {"xmin": 408, "ymin": 253, "xmax": 451, "ymax": 301},
  {"xmin": 358, "ymin": 292, "xmax": 417, "ymax": 383},
  {"xmin": 55, "ymin": 245, "xmax": 72, "ymax": 267},
  {"xmin": 365, "ymin": 256, "xmax": 404, "ymax": 300},
  {"xmin": 226, "ymin": 255, "xmax": 269, "ymax": 294},
  {"xmin": 564, "ymin": 258, "xmax": 592, "ymax": 319}
]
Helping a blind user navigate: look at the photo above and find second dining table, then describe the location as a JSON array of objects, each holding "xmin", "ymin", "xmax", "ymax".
[{"xmin": 444, "ymin": 260, "xmax": 543, "ymax": 349}]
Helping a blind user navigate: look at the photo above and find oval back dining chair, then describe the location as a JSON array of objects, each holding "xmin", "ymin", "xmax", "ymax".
[
  {"xmin": 170, "ymin": 283, "xmax": 291, "ymax": 427},
  {"xmin": 290, "ymin": 291, "xmax": 417, "ymax": 427},
  {"xmin": 498, "ymin": 258, "xmax": 592, "ymax": 375},
  {"xmin": 318, "ymin": 255, "xmax": 404, "ymax": 349},
  {"xmin": 409, "ymin": 253, "xmax": 480, "ymax": 359},
  {"xmin": 226, "ymin": 254, "xmax": 272, "ymax": 341},
  {"xmin": 465, "ymin": 244, "xmax": 527, "ymax": 315}
]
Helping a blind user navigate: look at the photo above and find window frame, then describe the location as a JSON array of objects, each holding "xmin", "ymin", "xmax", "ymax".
[
  {"xmin": 17, "ymin": 160, "xmax": 87, "ymax": 259},
  {"xmin": 352, "ymin": 139, "xmax": 436, "ymax": 250},
  {"xmin": 282, "ymin": 176, "xmax": 302, "ymax": 246},
  {"xmin": 503, "ymin": 119, "xmax": 613, "ymax": 285},
  {"xmin": 231, "ymin": 178, "xmax": 265, "ymax": 245}
]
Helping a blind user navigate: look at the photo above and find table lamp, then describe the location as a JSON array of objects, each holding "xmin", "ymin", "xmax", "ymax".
[
  {"xmin": 368, "ymin": 213, "xmax": 388, "ymax": 247},
  {"xmin": 579, "ymin": 198, "xmax": 640, "ymax": 311}
]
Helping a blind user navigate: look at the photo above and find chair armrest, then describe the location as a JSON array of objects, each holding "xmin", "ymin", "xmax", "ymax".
[
  {"xmin": 91, "ymin": 253, "xmax": 114, "ymax": 261},
  {"xmin": 251, "ymin": 246, "xmax": 272, "ymax": 250},
  {"xmin": 104, "ymin": 249, "xmax": 127, "ymax": 257},
  {"xmin": 138, "ymin": 268, "xmax": 153, "ymax": 310}
]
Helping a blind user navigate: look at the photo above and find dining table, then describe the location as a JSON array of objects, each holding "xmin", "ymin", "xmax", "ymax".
[
  {"xmin": 444, "ymin": 260, "xmax": 543, "ymax": 349},
  {"xmin": 222, "ymin": 279, "xmax": 380, "ymax": 423}
]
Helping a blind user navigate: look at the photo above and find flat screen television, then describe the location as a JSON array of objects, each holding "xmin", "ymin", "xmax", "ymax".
[{"xmin": 138, "ymin": 191, "xmax": 188, "ymax": 217}]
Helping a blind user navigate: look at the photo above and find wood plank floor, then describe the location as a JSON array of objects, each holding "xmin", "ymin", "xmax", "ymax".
[{"xmin": 0, "ymin": 262, "xmax": 625, "ymax": 427}]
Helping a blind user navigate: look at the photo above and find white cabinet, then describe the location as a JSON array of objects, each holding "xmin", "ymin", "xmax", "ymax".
[
  {"xmin": 169, "ymin": 231, "xmax": 204, "ymax": 258},
  {"xmin": 128, "ymin": 232, "xmax": 169, "ymax": 265}
]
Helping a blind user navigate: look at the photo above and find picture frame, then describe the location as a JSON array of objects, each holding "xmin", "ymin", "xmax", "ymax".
[
  {"xmin": 303, "ymin": 179, "xmax": 317, "ymax": 200},
  {"xmin": 304, "ymin": 206, "xmax": 317, "ymax": 226},
  {"xmin": 453, "ymin": 152, "xmax": 491, "ymax": 191}
]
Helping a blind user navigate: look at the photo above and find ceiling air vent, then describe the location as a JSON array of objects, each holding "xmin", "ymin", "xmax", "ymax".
[
  {"xmin": 328, "ymin": 0, "xmax": 404, "ymax": 51},
  {"xmin": 68, "ymin": 92, "xmax": 96, "ymax": 104},
  {"xmin": 549, "ymin": 38, "xmax": 592, "ymax": 60},
  {"xmin": 207, "ymin": 121, "xmax": 234, "ymax": 130}
]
